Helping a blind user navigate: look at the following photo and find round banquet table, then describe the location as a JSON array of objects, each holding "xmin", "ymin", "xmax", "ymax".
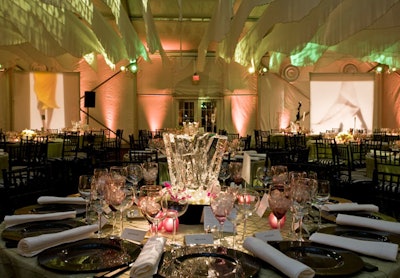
[{"xmin": 0, "ymin": 206, "xmax": 400, "ymax": 277}]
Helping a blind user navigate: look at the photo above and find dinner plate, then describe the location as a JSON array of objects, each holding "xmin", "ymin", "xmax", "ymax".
[
  {"xmin": 269, "ymin": 241, "xmax": 364, "ymax": 276},
  {"xmin": 38, "ymin": 238, "xmax": 141, "ymax": 273},
  {"xmin": 14, "ymin": 204, "xmax": 86, "ymax": 215},
  {"xmin": 1, "ymin": 219, "xmax": 85, "ymax": 243},
  {"xmin": 157, "ymin": 245, "xmax": 261, "ymax": 277},
  {"xmin": 321, "ymin": 209, "xmax": 397, "ymax": 223},
  {"xmin": 318, "ymin": 226, "xmax": 400, "ymax": 245}
]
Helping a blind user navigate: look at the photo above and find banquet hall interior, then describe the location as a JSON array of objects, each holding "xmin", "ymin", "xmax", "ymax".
[{"xmin": 2, "ymin": 1, "xmax": 400, "ymax": 277}]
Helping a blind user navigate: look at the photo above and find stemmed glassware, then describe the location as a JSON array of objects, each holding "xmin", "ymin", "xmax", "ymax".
[
  {"xmin": 142, "ymin": 161, "xmax": 158, "ymax": 185},
  {"xmin": 161, "ymin": 187, "xmax": 189, "ymax": 246},
  {"xmin": 271, "ymin": 165, "xmax": 288, "ymax": 184},
  {"xmin": 139, "ymin": 186, "xmax": 165, "ymax": 236},
  {"xmin": 314, "ymin": 179, "xmax": 330, "ymax": 229},
  {"xmin": 268, "ymin": 183, "xmax": 291, "ymax": 230},
  {"xmin": 229, "ymin": 162, "xmax": 243, "ymax": 186},
  {"xmin": 78, "ymin": 174, "xmax": 93, "ymax": 223},
  {"xmin": 235, "ymin": 188, "xmax": 260, "ymax": 242},
  {"xmin": 109, "ymin": 166, "xmax": 128, "ymax": 180},
  {"xmin": 256, "ymin": 166, "xmax": 272, "ymax": 191},
  {"xmin": 126, "ymin": 164, "xmax": 143, "ymax": 190},
  {"xmin": 209, "ymin": 186, "xmax": 235, "ymax": 246},
  {"xmin": 218, "ymin": 161, "xmax": 231, "ymax": 186},
  {"xmin": 91, "ymin": 168, "xmax": 111, "ymax": 237},
  {"xmin": 290, "ymin": 178, "xmax": 315, "ymax": 241}
]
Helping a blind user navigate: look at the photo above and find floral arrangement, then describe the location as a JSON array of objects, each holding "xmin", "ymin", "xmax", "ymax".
[
  {"xmin": 335, "ymin": 131, "xmax": 354, "ymax": 143},
  {"xmin": 20, "ymin": 129, "xmax": 37, "ymax": 139}
]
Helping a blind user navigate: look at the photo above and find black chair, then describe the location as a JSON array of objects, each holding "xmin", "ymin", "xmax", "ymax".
[
  {"xmin": 314, "ymin": 138, "xmax": 336, "ymax": 166},
  {"xmin": 373, "ymin": 170, "xmax": 400, "ymax": 220}
]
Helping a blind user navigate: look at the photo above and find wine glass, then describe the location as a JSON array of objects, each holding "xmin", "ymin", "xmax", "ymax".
[
  {"xmin": 161, "ymin": 187, "xmax": 189, "ymax": 246},
  {"xmin": 78, "ymin": 175, "xmax": 93, "ymax": 223},
  {"xmin": 209, "ymin": 187, "xmax": 235, "ymax": 246},
  {"xmin": 140, "ymin": 189, "xmax": 166, "ymax": 236},
  {"xmin": 271, "ymin": 165, "xmax": 288, "ymax": 184},
  {"xmin": 218, "ymin": 161, "xmax": 231, "ymax": 186},
  {"xmin": 290, "ymin": 178, "xmax": 314, "ymax": 241},
  {"xmin": 229, "ymin": 162, "xmax": 243, "ymax": 186},
  {"xmin": 142, "ymin": 161, "xmax": 158, "ymax": 185},
  {"xmin": 109, "ymin": 166, "xmax": 128, "ymax": 180},
  {"xmin": 91, "ymin": 169, "xmax": 111, "ymax": 237},
  {"xmin": 126, "ymin": 163, "xmax": 143, "ymax": 190},
  {"xmin": 256, "ymin": 166, "xmax": 272, "ymax": 191},
  {"xmin": 314, "ymin": 179, "xmax": 330, "ymax": 229},
  {"xmin": 108, "ymin": 183, "xmax": 136, "ymax": 235},
  {"xmin": 236, "ymin": 188, "xmax": 260, "ymax": 242},
  {"xmin": 268, "ymin": 183, "xmax": 291, "ymax": 230}
]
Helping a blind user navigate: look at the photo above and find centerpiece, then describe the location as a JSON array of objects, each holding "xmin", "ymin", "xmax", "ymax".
[
  {"xmin": 162, "ymin": 122, "xmax": 228, "ymax": 223},
  {"xmin": 20, "ymin": 129, "xmax": 37, "ymax": 140}
]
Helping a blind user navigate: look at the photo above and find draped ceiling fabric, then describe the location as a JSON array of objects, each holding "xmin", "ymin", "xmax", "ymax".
[{"xmin": 1, "ymin": 0, "xmax": 400, "ymax": 72}]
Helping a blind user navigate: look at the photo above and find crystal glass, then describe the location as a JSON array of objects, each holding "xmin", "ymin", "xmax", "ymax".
[
  {"xmin": 78, "ymin": 174, "xmax": 93, "ymax": 223},
  {"xmin": 109, "ymin": 166, "xmax": 127, "ymax": 180},
  {"xmin": 314, "ymin": 179, "xmax": 330, "ymax": 229},
  {"xmin": 142, "ymin": 161, "xmax": 158, "ymax": 185},
  {"xmin": 209, "ymin": 187, "xmax": 235, "ymax": 246},
  {"xmin": 91, "ymin": 169, "xmax": 111, "ymax": 237},
  {"xmin": 161, "ymin": 188, "xmax": 189, "ymax": 246},
  {"xmin": 108, "ymin": 183, "xmax": 136, "ymax": 235},
  {"xmin": 235, "ymin": 188, "xmax": 260, "ymax": 242},
  {"xmin": 290, "ymin": 178, "xmax": 315, "ymax": 241},
  {"xmin": 140, "ymin": 190, "xmax": 166, "ymax": 236},
  {"xmin": 126, "ymin": 164, "xmax": 143, "ymax": 190},
  {"xmin": 268, "ymin": 183, "xmax": 291, "ymax": 230},
  {"xmin": 271, "ymin": 165, "xmax": 288, "ymax": 184},
  {"xmin": 138, "ymin": 185, "xmax": 163, "ymax": 234},
  {"xmin": 218, "ymin": 161, "xmax": 231, "ymax": 186},
  {"xmin": 256, "ymin": 166, "xmax": 272, "ymax": 191},
  {"xmin": 229, "ymin": 162, "xmax": 243, "ymax": 186}
]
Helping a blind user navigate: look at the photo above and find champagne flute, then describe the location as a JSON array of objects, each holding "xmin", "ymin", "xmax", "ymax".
[
  {"xmin": 209, "ymin": 187, "xmax": 235, "ymax": 246},
  {"xmin": 314, "ymin": 179, "xmax": 330, "ymax": 229},
  {"xmin": 91, "ymin": 169, "xmax": 111, "ymax": 237},
  {"xmin": 78, "ymin": 175, "xmax": 93, "ymax": 223},
  {"xmin": 268, "ymin": 183, "xmax": 291, "ymax": 230},
  {"xmin": 291, "ymin": 178, "xmax": 314, "ymax": 241}
]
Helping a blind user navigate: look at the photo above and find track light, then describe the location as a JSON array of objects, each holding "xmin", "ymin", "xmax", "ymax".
[{"xmin": 121, "ymin": 60, "xmax": 138, "ymax": 73}]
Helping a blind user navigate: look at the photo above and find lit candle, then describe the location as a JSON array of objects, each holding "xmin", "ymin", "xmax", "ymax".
[
  {"xmin": 162, "ymin": 215, "xmax": 179, "ymax": 233},
  {"xmin": 268, "ymin": 212, "xmax": 286, "ymax": 229}
]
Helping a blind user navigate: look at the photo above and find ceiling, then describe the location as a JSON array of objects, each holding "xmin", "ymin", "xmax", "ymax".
[{"xmin": 1, "ymin": 0, "xmax": 400, "ymax": 72}]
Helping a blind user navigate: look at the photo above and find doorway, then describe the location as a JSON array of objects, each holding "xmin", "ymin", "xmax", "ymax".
[{"xmin": 178, "ymin": 99, "xmax": 219, "ymax": 133}]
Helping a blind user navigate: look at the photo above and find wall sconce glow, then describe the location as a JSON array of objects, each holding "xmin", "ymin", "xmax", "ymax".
[{"xmin": 248, "ymin": 66, "xmax": 255, "ymax": 74}]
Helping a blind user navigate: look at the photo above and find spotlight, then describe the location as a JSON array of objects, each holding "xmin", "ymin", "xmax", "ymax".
[
  {"xmin": 376, "ymin": 65, "xmax": 383, "ymax": 73},
  {"xmin": 127, "ymin": 61, "xmax": 138, "ymax": 73}
]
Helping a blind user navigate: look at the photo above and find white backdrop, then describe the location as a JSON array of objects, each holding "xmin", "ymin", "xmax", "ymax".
[{"xmin": 310, "ymin": 73, "xmax": 375, "ymax": 134}]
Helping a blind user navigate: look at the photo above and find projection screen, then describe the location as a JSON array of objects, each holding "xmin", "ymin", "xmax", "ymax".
[
  {"xmin": 12, "ymin": 71, "xmax": 80, "ymax": 131},
  {"xmin": 310, "ymin": 73, "xmax": 375, "ymax": 134}
]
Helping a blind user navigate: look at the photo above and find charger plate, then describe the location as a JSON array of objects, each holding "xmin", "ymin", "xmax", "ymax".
[{"xmin": 38, "ymin": 238, "xmax": 141, "ymax": 273}]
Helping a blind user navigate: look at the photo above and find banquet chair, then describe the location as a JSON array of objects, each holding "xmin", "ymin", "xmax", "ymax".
[
  {"xmin": 61, "ymin": 132, "xmax": 81, "ymax": 160},
  {"xmin": 314, "ymin": 138, "xmax": 336, "ymax": 166},
  {"xmin": 227, "ymin": 133, "xmax": 240, "ymax": 142},
  {"xmin": 349, "ymin": 141, "xmax": 366, "ymax": 169},
  {"xmin": 1, "ymin": 165, "xmax": 54, "ymax": 215},
  {"xmin": 373, "ymin": 170, "xmax": 400, "ymax": 220}
]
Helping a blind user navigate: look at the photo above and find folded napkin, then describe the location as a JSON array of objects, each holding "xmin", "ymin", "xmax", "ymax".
[
  {"xmin": 243, "ymin": 237, "xmax": 315, "ymax": 278},
  {"xmin": 37, "ymin": 196, "xmax": 86, "ymax": 205},
  {"xmin": 130, "ymin": 236, "xmax": 166, "ymax": 278},
  {"xmin": 4, "ymin": 211, "xmax": 76, "ymax": 228},
  {"xmin": 309, "ymin": 232, "xmax": 398, "ymax": 261},
  {"xmin": 17, "ymin": 224, "xmax": 98, "ymax": 257},
  {"xmin": 321, "ymin": 203, "xmax": 379, "ymax": 212},
  {"xmin": 336, "ymin": 213, "xmax": 400, "ymax": 234}
]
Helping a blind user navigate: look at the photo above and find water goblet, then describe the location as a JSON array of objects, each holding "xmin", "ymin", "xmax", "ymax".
[
  {"xmin": 290, "ymin": 178, "xmax": 314, "ymax": 241},
  {"xmin": 108, "ymin": 183, "xmax": 136, "ymax": 235},
  {"xmin": 314, "ymin": 179, "xmax": 330, "ymax": 229},
  {"xmin": 141, "ymin": 190, "xmax": 166, "ymax": 236},
  {"xmin": 229, "ymin": 162, "xmax": 243, "ymax": 186},
  {"xmin": 235, "ymin": 188, "xmax": 260, "ymax": 242},
  {"xmin": 256, "ymin": 166, "xmax": 272, "ymax": 191},
  {"xmin": 209, "ymin": 188, "xmax": 235, "ymax": 246},
  {"xmin": 161, "ymin": 188, "xmax": 189, "ymax": 247},
  {"xmin": 78, "ymin": 174, "xmax": 93, "ymax": 223},
  {"xmin": 126, "ymin": 163, "xmax": 143, "ymax": 190},
  {"xmin": 218, "ymin": 161, "xmax": 231, "ymax": 186},
  {"xmin": 142, "ymin": 161, "xmax": 158, "ymax": 185},
  {"xmin": 109, "ymin": 166, "xmax": 128, "ymax": 180},
  {"xmin": 268, "ymin": 183, "xmax": 291, "ymax": 230},
  {"xmin": 271, "ymin": 165, "xmax": 288, "ymax": 184},
  {"xmin": 91, "ymin": 170, "xmax": 111, "ymax": 237},
  {"xmin": 138, "ymin": 185, "xmax": 163, "ymax": 234}
]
